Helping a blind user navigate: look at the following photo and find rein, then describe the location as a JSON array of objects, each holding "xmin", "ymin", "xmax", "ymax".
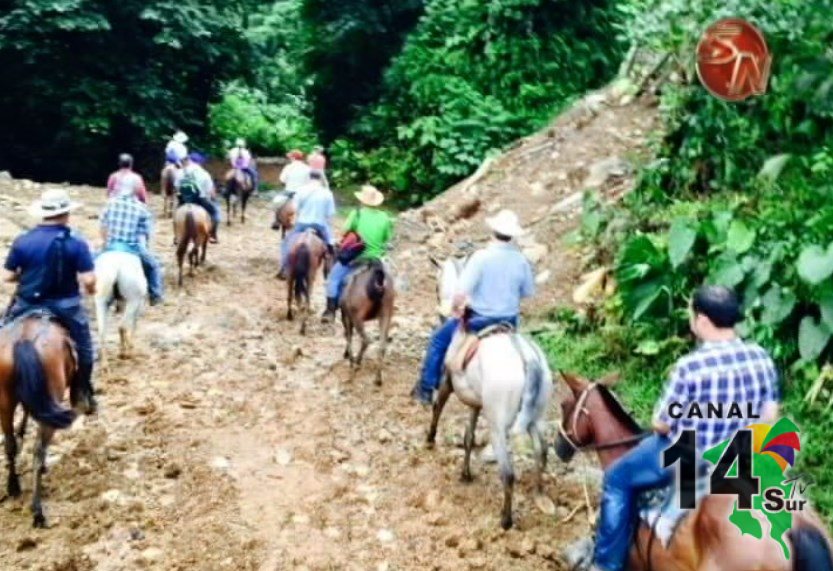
[{"xmin": 558, "ymin": 383, "xmax": 650, "ymax": 453}]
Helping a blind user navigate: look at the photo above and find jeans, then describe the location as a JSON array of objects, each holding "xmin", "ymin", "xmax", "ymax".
[
  {"xmin": 417, "ymin": 312, "xmax": 519, "ymax": 396},
  {"xmin": 243, "ymin": 167, "xmax": 258, "ymax": 191},
  {"xmin": 594, "ymin": 433, "xmax": 673, "ymax": 571},
  {"xmin": 280, "ymin": 222, "xmax": 332, "ymax": 271},
  {"xmin": 138, "ymin": 249, "xmax": 164, "ymax": 301},
  {"xmin": 326, "ymin": 261, "xmax": 352, "ymax": 300},
  {"xmin": 7, "ymin": 298, "xmax": 95, "ymax": 396}
]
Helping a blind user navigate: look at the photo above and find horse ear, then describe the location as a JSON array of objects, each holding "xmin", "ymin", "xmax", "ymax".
[
  {"xmin": 598, "ymin": 372, "xmax": 621, "ymax": 387},
  {"xmin": 429, "ymin": 256, "xmax": 441, "ymax": 269},
  {"xmin": 560, "ymin": 371, "xmax": 587, "ymax": 394}
]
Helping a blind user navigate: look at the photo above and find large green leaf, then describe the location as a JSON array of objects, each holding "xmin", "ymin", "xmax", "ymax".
[
  {"xmin": 757, "ymin": 153, "xmax": 792, "ymax": 183},
  {"xmin": 760, "ymin": 286, "xmax": 796, "ymax": 325},
  {"xmin": 797, "ymin": 243, "xmax": 833, "ymax": 285},
  {"xmin": 727, "ymin": 220, "xmax": 755, "ymax": 254},
  {"xmin": 708, "ymin": 253, "xmax": 745, "ymax": 287},
  {"xmin": 798, "ymin": 316, "xmax": 832, "ymax": 362},
  {"xmin": 819, "ymin": 288, "xmax": 833, "ymax": 330},
  {"xmin": 668, "ymin": 217, "xmax": 697, "ymax": 269}
]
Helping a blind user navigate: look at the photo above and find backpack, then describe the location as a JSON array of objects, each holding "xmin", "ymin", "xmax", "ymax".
[
  {"xmin": 178, "ymin": 171, "xmax": 201, "ymax": 204},
  {"xmin": 337, "ymin": 209, "xmax": 366, "ymax": 264},
  {"xmin": 17, "ymin": 228, "xmax": 72, "ymax": 302}
]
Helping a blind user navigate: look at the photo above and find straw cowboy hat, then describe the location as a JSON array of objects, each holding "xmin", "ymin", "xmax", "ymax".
[
  {"xmin": 354, "ymin": 185, "xmax": 385, "ymax": 207},
  {"xmin": 486, "ymin": 209, "xmax": 525, "ymax": 237},
  {"xmin": 173, "ymin": 131, "xmax": 188, "ymax": 144},
  {"xmin": 29, "ymin": 188, "xmax": 81, "ymax": 219}
]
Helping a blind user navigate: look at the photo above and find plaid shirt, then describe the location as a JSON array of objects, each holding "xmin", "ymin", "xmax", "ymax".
[
  {"xmin": 655, "ymin": 338, "xmax": 780, "ymax": 451},
  {"xmin": 100, "ymin": 196, "xmax": 152, "ymax": 249}
]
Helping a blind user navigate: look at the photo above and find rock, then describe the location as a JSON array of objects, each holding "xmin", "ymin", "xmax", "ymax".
[
  {"xmin": 425, "ymin": 512, "xmax": 448, "ymax": 527},
  {"xmin": 530, "ymin": 182, "xmax": 545, "ymax": 197},
  {"xmin": 422, "ymin": 489, "xmax": 442, "ymax": 511},
  {"xmin": 377, "ymin": 429, "xmax": 393, "ymax": 444},
  {"xmin": 583, "ymin": 93, "xmax": 608, "ymax": 116},
  {"xmin": 140, "ymin": 547, "xmax": 164, "ymax": 565},
  {"xmin": 459, "ymin": 538, "xmax": 482, "ymax": 553},
  {"xmin": 533, "ymin": 493, "xmax": 556, "ymax": 516},
  {"xmin": 522, "ymin": 243, "xmax": 548, "ymax": 265},
  {"xmin": 444, "ymin": 535, "xmax": 460, "ymax": 548},
  {"xmin": 377, "ymin": 563, "xmax": 390, "ymax": 571},
  {"xmin": 210, "ymin": 456, "xmax": 230, "ymax": 471},
  {"xmin": 479, "ymin": 443, "xmax": 497, "ymax": 464},
  {"xmin": 275, "ymin": 448, "xmax": 293, "ymax": 466},
  {"xmin": 555, "ymin": 505, "xmax": 571, "ymax": 520},
  {"xmin": 163, "ymin": 463, "xmax": 182, "ymax": 479},
  {"xmin": 16, "ymin": 537, "xmax": 37, "ymax": 552},
  {"xmin": 101, "ymin": 489, "xmax": 124, "ymax": 504},
  {"xmin": 562, "ymin": 537, "xmax": 594, "ymax": 570},
  {"xmin": 0, "ymin": 171, "xmax": 11, "ymax": 181},
  {"xmin": 536, "ymin": 543, "xmax": 556, "ymax": 561},
  {"xmin": 535, "ymin": 270, "xmax": 551, "ymax": 285},
  {"xmin": 583, "ymin": 156, "xmax": 631, "ymax": 188},
  {"xmin": 377, "ymin": 529, "xmax": 395, "ymax": 543},
  {"xmin": 467, "ymin": 558, "xmax": 487, "ymax": 570}
]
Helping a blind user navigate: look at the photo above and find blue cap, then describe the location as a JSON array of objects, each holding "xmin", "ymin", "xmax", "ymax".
[{"xmin": 188, "ymin": 151, "xmax": 206, "ymax": 164}]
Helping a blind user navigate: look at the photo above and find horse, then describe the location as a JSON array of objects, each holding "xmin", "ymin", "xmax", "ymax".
[
  {"xmin": 339, "ymin": 260, "xmax": 395, "ymax": 386},
  {"xmin": 270, "ymin": 194, "xmax": 297, "ymax": 239},
  {"xmin": 426, "ymin": 254, "xmax": 552, "ymax": 529},
  {"xmin": 93, "ymin": 250, "xmax": 147, "ymax": 366},
  {"xmin": 224, "ymin": 168, "xmax": 254, "ymax": 225},
  {"xmin": 0, "ymin": 314, "xmax": 80, "ymax": 527},
  {"xmin": 286, "ymin": 229, "xmax": 330, "ymax": 335},
  {"xmin": 555, "ymin": 372, "xmax": 833, "ymax": 571},
  {"xmin": 160, "ymin": 164, "xmax": 178, "ymax": 218},
  {"xmin": 173, "ymin": 204, "xmax": 211, "ymax": 287}
]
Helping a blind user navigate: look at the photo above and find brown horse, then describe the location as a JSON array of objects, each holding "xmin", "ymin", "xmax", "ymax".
[
  {"xmin": 286, "ymin": 230, "xmax": 330, "ymax": 335},
  {"xmin": 0, "ymin": 315, "xmax": 80, "ymax": 527},
  {"xmin": 224, "ymin": 169, "xmax": 254, "ymax": 225},
  {"xmin": 339, "ymin": 261, "xmax": 395, "ymax": 386},
  {"xmin": 160, "ymin": 164, "xmax": 178, "ymax": 218},
  {"xmin": 555, "ymin": 372, "xmax": 833, "ymax": 571},
  {"xmin": 173, "ymin": 204, "xmax": 211, "ymax": 287},
  {"xmin": 270, "ymin": 195, "xmax": 297, "ymax": 239}
]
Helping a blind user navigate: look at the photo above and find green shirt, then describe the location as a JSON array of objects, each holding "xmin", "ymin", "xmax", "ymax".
[{"xmin": 344, "ymin": 207, "xmax": 394, "ymax": 260}]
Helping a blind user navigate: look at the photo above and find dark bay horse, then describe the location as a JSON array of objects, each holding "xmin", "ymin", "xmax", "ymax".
[
  {"xmin": 286, "ymin": 230, "xmax": 330, "ymax": 335},
  {"xmin": 339, "ymin": 261, "xmax": 395, "ymax": 386},
  {"xmin": 160, "ymin": 164, "xmax": 178, "ymax": 218},
  {"xmin": 224, "ymin": 169, "xmax": 254, "ymax": 225},
  {"xmin": 0, "ymin": 315, "xmax": 80, "ymax": 527},
  {"xmin": 173, "ymin": 204, "xmax": 211, "ymax": 286},
  {"xmin": 556, "ymin": 372, "xmax": 833, "ymax": 571}
]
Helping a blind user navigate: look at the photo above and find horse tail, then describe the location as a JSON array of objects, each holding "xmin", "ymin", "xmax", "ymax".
[
  {"xmin": 13, "ymin": 339, "xmax": 76, "ymax": 429},
  {"xmin": 512, "ymin": 337, "xmax": 551, "ymax": 435},
  {"xmin": 293, "ymin": 243, "xmax": 311, "ymax": 301},
  {"xmin": 177, "ymin": 210, "xmax": 196, "ymax": 260},
  {"xmin": 791, "ymin": 524, "xmax": 833, "ymax": 571}
]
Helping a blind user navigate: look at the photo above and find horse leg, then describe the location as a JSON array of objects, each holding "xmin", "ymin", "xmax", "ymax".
[
  {"xmin": 491, "ymin": 424, "xmax": 515, "ymax": 530},
  {"xmin": 354, "ymin": 319, "xmax": 370, "ymax": 368},
  {"xmin": 31, "ymin": 424, "xmax": 54, "ymax": 528},
  {"xmin": 3, "ymin": 410, "xmax": 21, "ymax": 498},
  {"xmin": 375, "ymin": 306, "xmax": 392, "ymax": 387},
  {"xmin": 427, "ymin": 375, "xmax": 453, "ymax": 448},
  {"xmin": 16, "ymin": 412, "xmax": 29, "ymax": 441},
  {"xmin": 342, "ymin": 312, "xmax": 353, "ymax": 361},
  {"xmin": 95, "ymin": 292, "xmax": 110, "ymax": 373},
  {"xmin": 530, "ymin": 422, "xmax": 548, "ymax": 494},
  {"xmin": 201, "ymin": 238, "xmax": 207, "ymax": 264},
  {"xmin": 286, "ymin": 279, "xmax": 294, "ymax": 321},
  {"xmin": 462, "ymin": 407, "xmax": 480, "ymax": 483}
]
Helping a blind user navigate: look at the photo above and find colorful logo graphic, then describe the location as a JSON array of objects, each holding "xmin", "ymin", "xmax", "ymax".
[{"xmin": 696, "ymin": 18, "xmax": 771, "ymax": 101}]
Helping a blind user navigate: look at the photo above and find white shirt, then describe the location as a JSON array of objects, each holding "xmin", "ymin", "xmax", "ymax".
[
  {"xmin": 165, "ymin": 140, "xmax": 188, "ymax": 161},
  {"xmin": 279, "ymin": 160, "xmax": 311, "ymax": 191},
  {"xmin": 174, "ymin": 164, "xmax": 215, "ymax": 199}
]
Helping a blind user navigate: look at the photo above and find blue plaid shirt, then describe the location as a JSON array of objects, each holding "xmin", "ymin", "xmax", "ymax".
[
  {"xmin": 655, "ymin": 338, "xmax": 780, "ymax": 451},
  {"xmin": 100, "ymin": 196, "xmax": 152, "ymax": 250}
]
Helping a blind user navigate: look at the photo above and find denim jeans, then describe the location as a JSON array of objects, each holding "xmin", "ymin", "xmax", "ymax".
[
  {"xmin": 594, "ymin": 433, "xmax": 673, "ymax": 571},
  {"xmin": 417, "ymin": 313, "xmax": 519, "ymax": 396},
  {"xmin": 326, "ymin": 261, "xmax": 352, "ymax": 300},
  {"xmin": 138, "ymin": 249, "xmax": 164, "ymax": 301},
  {"xmin": 280, "ymin": 222, "xmax": 332, "ymax": 271}
]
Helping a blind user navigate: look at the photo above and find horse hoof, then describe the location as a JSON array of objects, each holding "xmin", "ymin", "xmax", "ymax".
[
  {"xmin": 500, "ymin": 515, "xmax": 513, "ymax": 530},
  {"xmin": 460, "ymin": 472, "xmax": 474, "ymax": 484},
  {"xmin": 374, "ymin": 375, "xmax": 382, "ymax": 387},
  {"xmin": 8, "ymin": 477, "xmax": 21, "ymax": 498},
  {"xmin": 32, "ymin": 513, "xmax": 46, "ymax": 528}
]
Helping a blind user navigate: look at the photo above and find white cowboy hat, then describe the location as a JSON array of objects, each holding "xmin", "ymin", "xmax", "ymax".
[
  {"xmin": 354, "ymin": 185, "xmax": 385, "ymax": 207},
  {"xmin": 486, "ymin": 209, "xmax": 525, "ymax": 237},
  {"xmin": 29, "ymin": 188, "xmax": 81, "ymax": 219},
  {"xmin": 173, "ymin": 131, "xmax": 188, "ymax": 144},
  {"xmin": 235, "ymin": 138, "xmax": 246, "ymax": 147}
]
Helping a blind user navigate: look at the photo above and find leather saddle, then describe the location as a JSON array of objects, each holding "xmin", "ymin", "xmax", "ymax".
[{"xmin": 446, "ymin": 322, "xmax": 515, "ymax": 375}]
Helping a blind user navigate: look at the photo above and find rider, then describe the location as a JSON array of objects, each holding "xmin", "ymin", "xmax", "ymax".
[
  {"xmin": 411, "ymin": 209, "xmax": 534, "ymax": 405},
  {"xmin": 228, "ymin": 138, "xmax": 259, "ymax": 192},
  {"xmin": 2, "ymin": 188, "xmax": 98, "ymax": 413},
  {"xmin": 278, "ymin": 169, "xmax": 335, "ymax": 279},
  {"xmin": 175, "ymin": 152, "xmax": 219, "ymax": 244},
  {"xmin": 307, "ymin": 146, "xmax": 329, "ymax": 188},
  {"xmin": 279, "ymin": 150, "xmax": 311, "ymax": 193},
  {"xmin": 165, "ymin": 131, "xmax": 189, "ymax": 168},
  {"xmin": 99, "ymin": 185, "xmax": 165, "ymax": 306},
  {"xmin": 107, "ymin": 153, "xmax": 148, "ymax": 204},
  {"xmin": 321, "ymin": 185, "xmax": 393, "ymax": 322},
  {"xmin": 587, "ymin": 285, "xmax": 780, "ymax": 571}
]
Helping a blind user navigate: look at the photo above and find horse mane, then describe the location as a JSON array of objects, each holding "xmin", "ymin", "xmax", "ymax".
[{"xmin": 595, "ymin": 384, "xmax": 645, "ymax": 435}]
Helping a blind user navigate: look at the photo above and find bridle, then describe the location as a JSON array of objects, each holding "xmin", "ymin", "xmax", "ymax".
[{"xmin": 557, "ymin": 383, "xmax": 650, "ymax": 454}]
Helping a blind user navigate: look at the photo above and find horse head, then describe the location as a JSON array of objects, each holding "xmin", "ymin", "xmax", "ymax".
[{"xmin": 429, "ymin": 254, "xmax": 469, "ymax": 322}]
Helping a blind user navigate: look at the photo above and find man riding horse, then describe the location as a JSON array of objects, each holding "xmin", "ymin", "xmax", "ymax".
[
  {"xmin": 411, "ymin": 209, "xmax": 534, "ymax": 405},
  {"xmin": 322, "ymin": 185, "xmax": 393, "ymax": 322},
  {"xmin": 2, "ymin": 188, "xmax": 98, "ymax": 414},
  {"xmin": 175, "ymin": 153, "xmax": 219, "ymax": 244},
  {"xmin": 165, "ymin": 130, "xmax": 189, "ymax": 168},
  {"xmin": 278, "ymin": 169, "xmax": 335, "ymax": 280},
  {"xmin": 107, "ymin": 153, "xmax": 148, "ymax": 204},
  {"xmin": 585, "ymin": 285, "xmax": 780, "ymax": 571},
  {"xmin": 227, "ymin": 138, "xmax": 258, "ymax": 191},
  {"xmin": 99, "ymin": 184, "xmax": 165, "ymax": 306}
]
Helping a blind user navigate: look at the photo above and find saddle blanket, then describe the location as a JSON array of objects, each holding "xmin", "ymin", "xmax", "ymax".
[
  {"xmin": 638, "ymin": 476, "xmax": 710, "ymax": 548},
  {"xmin": 446, "ymin": 323, "xmax": 515, "ymax": 374}
]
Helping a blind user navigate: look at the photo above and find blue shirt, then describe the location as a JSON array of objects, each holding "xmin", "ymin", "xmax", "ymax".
[
  {"xmin": 295, "ymin": 182, "xmax": 335, "ymax": 226},
  {"xmin": 655, "ymin": 338, "xmax": 780, "ymax": 451},
  {"xmin": 100, "ymin": 196, "xmax": 152, "ymax": 249},
  {"xmin": 459, "ymin": 242, "xmax": 535, "ymax": 318},
  {"xmin": 4, "ymin": 225, "xmax": 94, "ymax": 301}
]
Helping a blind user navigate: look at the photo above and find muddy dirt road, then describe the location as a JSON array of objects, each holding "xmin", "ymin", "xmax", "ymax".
[{"xmin": 0, "ymin": 184, "xmax": 594, "ymax": 571}]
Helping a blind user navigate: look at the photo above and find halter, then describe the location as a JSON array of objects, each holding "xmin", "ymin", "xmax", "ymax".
[{"xmin": 557, "ymin": 383, "xmax": 650, "ymax": 454}]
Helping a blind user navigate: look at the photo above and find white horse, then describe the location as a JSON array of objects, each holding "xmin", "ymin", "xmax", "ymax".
[
  {"xmin": 426, "ymin": 255, "xmax": 552, "ymax": 529},
  {"xmin": 94, "ymin": 250, "xmax": 147, "ymax": 365}
]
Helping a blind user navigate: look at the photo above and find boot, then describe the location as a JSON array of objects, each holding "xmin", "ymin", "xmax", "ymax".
[
  {"xmin": 321, "ymin": 297, "xmax": 338, "ymax": 323},
  {"xmin": 209, "ymin": 222, "xmax": 219, "ymax": 244},
  {"xmin": 71, "ymin": 362, "xmax": 97, "ymax": 415}
]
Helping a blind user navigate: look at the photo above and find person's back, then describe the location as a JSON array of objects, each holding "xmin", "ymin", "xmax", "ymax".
[
  {"xmin": 108, "ymin": 154, "xmax": 147, "ymax": 203},
  {"xmin": 101, "ymin": 195, "xmax": 151, "ymax": 251},
  {"xmin": 10, "ymin": 225, "xmax": 91, "ymax": 303},
  {"xmin": 295, "ymin": 182, "xmax": 334, "ymax": 226},
  {"xmin": 462, "ymin": 242, "xmax": 533, "ymax": 318},
  {"xmin": 347, "ymin": 207, "xmax": 393, "ymax": 261},
  {"xmin": 229, "ymin": 147, "xmax": 251, "ymax": 169},
  {"xmin": 281, "ymin": 159, "xmax": 311, "ymax": 192}
]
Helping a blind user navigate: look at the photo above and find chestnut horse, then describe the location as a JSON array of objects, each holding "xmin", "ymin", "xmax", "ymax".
[
  {"xmin": 555, "ymin": 372, "xmax": 833, "ymax": 571},
  {"xmin": 0, "ymin": 314, "xmax": 80, "ymax": 527},
  {"xmin": 173, "ymin": 204, "xmax": 211, "ymax": 287},
  {"xmin": 339, "ymin": 261, "xmax": 395, "ymax": 385},
  {"xmin": 271, "ymin": 194, "xmax": 297, "ymax": 239},
  {"xmin": 223, "ymin": 169, "xmax": 253, "ymax": 225},
  {"xmin": 160, "ymin": 164, "xmax": 178, "ymax": 218},
  {"xmin": 286, "ymin": 230, "xmax": 330, "ymax": 335}
]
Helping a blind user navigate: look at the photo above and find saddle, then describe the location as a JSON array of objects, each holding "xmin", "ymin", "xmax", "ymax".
[
  {"xmin": 0, "ymin": 306, "xmax": 56, "ymax": 330},
  {"xmin": 446, "ymin": 322, "xmax": 515, "ymax": 375},
  {"xmin": 637, "ymin": 469, "xmax": 709, "ymax": 550}
]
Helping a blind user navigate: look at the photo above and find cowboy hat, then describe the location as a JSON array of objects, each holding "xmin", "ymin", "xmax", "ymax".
[
  {"xmin": 29, "ymin": 188, "xmax": 81, "ymax": 219},
  {"xmin": 235, "ymin": 138, "xmax": 246, "ymax": 147},
  {"xmin": 486, "ymin": 209, "xmax": 525, "ymax": 237},
  {"xmin": 354, "ymin": 185, "xmax": 385, "ymax": 207},
  {"xmin": 173, "ymin": 131, "xmax": 188, "ymax": 144}
]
